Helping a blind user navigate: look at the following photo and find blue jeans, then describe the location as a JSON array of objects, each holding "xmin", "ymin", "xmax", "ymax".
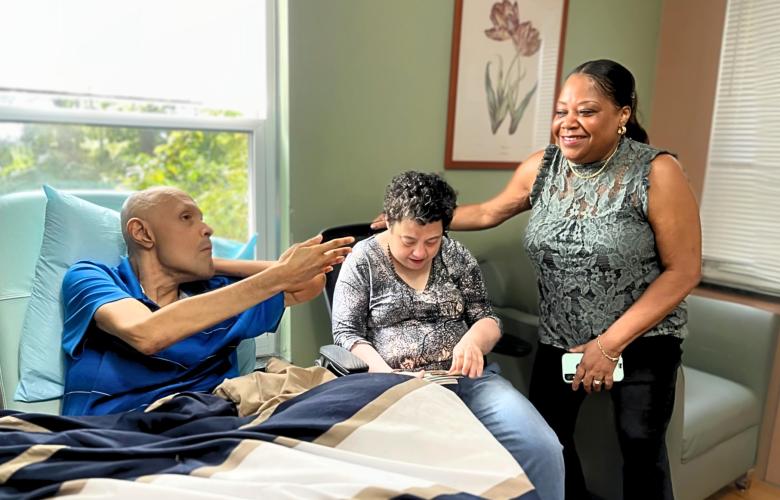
[{"xmin": 455, "ymin": 363, "xmax": 565, "ymax": 500}]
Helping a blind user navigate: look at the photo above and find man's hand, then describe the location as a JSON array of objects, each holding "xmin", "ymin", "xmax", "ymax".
[
  {"xmin": 276, "ymin": 234, "xmax": 354, "ymax": 288},
  {"xmin": 284, "ymin": 273, "xmax": 326, "ymax": 306},
  {"xmin": 277, "ymin": 239, "xmax": 299, "ymax": 263}
]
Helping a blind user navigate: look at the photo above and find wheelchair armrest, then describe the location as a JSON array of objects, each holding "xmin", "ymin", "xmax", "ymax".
[{"xmin": 316, "ymin": 344, "xmax": 369, "ymax": 376}]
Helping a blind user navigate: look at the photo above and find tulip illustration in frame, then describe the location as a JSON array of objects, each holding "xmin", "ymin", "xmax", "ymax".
[
  {"xmin": 446, "ymin": 0, "xmax": 568, "ymax": 169},
  {"xmin": 484, "ymin": 0, "xmax": 541, "ymax": 135}
]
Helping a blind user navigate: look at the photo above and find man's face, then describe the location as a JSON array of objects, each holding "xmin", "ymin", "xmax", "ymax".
[{"xmin": 149, "ymin": 191, "xmax": 215, "ymax": 281}]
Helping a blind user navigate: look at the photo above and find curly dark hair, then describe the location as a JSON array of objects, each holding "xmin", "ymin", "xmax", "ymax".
[{"xmin": 383, "ymin": 171, "xmax": 457, "ymax": 230}]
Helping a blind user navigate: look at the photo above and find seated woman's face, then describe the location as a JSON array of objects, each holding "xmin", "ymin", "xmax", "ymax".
[{"xmin": 388, "ymin": 218, "xmax": 444, "ymax": 272}]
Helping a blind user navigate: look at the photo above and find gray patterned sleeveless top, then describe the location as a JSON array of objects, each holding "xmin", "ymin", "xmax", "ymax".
[{"xmin": 523, "ymin": 137, "xmax": 687, "ymax": 349}]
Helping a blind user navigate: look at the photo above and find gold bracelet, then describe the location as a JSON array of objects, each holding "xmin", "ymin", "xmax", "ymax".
[{"xmin": 596, "ymin": 335, "xmax": 620, "ymax": 362}]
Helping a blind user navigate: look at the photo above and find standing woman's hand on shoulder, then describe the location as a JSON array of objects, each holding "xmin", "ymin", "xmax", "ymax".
[
  {"xmin": 371, "ymin": 151, "xmax": 545, "ymax": 233},
  {"xmin": 370, "ymin": 213, "xmax": 387, "ymax": 231}
]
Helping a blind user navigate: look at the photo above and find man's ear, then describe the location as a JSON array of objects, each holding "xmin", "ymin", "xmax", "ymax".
[{"xmin": 127, "ymin": 218, "xmax": 155, "ymax": 250}]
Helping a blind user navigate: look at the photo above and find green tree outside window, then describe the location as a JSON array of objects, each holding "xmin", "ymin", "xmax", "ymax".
[{"xmin": 0, "ymin": 122, "xmax": 249, "ymax": 241}]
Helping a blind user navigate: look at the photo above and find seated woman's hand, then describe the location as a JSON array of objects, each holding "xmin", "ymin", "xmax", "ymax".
[
  {"xmin": 449, "ymin": 336, "xmax": 485, "ymax": 378},
  {"xmin": 569, "ymin": 340, "xmax": 619, "ymax": 393}
]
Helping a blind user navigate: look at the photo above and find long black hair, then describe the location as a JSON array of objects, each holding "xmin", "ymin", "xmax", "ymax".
[{"xmin": 570, "ymin": 59, "xmax": 649, "ymax": 144}]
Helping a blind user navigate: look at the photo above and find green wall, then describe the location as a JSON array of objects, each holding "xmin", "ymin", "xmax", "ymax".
[
  {"xmin": 562, "ymin": 0, "xmax": 663, "ymax": 127},
  {"xmin": 283, "ymin": 0, "xmax": 663, "ymax": 365}
]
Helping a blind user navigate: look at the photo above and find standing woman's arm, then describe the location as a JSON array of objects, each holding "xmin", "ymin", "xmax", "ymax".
[
  {"xmin": 448, "ymin": 150, "xmax": 544, "ymax": 231},
  {"xmin": 371, "ymin": 150, "xmax": 545, "ymax": 231},
  {"xmin": 598, "ymin": 154, "xmax": 702, "ymax": 354},
  {"xmin": 571, "ymin": 154, "xmax": 702, "ymax": 391}
]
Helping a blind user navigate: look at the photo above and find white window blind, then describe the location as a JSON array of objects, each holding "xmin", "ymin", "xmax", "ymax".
[{"xmin": 701, "ymin": 0, "xmax": 780, "ymax": 297}]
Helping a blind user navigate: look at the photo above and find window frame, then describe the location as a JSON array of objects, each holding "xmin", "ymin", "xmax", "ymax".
[{"xmin": 0, "ymin": 0, "xmax": 282, "ymax": 358}]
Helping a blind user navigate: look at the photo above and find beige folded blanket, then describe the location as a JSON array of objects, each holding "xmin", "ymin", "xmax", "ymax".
[{"xmin": 212, "ymin": 357, "xmax": 336, "ymax": 420}]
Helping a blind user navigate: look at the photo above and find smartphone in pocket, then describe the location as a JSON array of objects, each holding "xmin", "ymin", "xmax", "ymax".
[{"xmin": 561, "ymin": 352, "xmax": 624, "ymax": 383}]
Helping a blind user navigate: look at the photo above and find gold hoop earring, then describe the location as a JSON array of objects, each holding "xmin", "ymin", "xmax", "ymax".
[{"xmin": 618, "ymin": 124, "xmax": 627, "ymax": 136}]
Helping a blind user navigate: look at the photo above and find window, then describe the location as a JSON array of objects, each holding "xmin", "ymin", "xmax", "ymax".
[
  {"xmin": 0, "ymin": 123, "xmax": 251, "ymax": 240},
  {"xmin": 701, "ymin": 0, "xmax": 780, "ymax": 297},
  {"xmin": 0, "ymin": 0, "xmax": 281, "ymax": 354}
]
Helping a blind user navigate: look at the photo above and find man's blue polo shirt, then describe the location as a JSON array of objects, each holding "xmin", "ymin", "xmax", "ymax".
[{"xmin": 61, "ymin": 257, "xmax": 284, "ymax": 416}]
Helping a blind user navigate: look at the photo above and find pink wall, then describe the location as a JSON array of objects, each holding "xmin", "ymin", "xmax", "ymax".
[{"xmin": 649, "ymin": 0, "xmax": 727, "ymax": 202}]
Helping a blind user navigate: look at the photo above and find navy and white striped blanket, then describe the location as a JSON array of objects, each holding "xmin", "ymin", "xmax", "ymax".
[{"xmin": 1, "ymin": 374, "xmax": 538, "ymax": 499}]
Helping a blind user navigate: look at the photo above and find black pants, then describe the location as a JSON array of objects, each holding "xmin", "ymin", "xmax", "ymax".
[{"xmin": 529, "ymin": 336, "xmax": 682, "ymax": 500}]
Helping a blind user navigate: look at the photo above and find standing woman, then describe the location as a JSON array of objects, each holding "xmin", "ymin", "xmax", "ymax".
[{"xmin": 380, "ymin": 60, "xmax": 701, "ymax": 499}]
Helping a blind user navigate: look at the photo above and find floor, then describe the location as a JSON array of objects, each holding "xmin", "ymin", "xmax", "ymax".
[{"xmin": 706, "ymin": 480, "xmax": 780, "ymax": 500}]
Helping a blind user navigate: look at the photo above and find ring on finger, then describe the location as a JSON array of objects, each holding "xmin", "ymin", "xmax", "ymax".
[{"xmin": 593, "ymin": 380, "xmax": 602, "ymax": 385}]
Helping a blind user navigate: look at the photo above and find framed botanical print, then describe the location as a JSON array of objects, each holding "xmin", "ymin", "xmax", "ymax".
[{"xmin": 445, "ymin": 0, "xmax": 569, "ymax": 169}]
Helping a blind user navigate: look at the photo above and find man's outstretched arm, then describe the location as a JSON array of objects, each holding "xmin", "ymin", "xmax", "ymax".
[{"xmin": 93, "ymin": 235, "xmax": 353, "ymax": 354}]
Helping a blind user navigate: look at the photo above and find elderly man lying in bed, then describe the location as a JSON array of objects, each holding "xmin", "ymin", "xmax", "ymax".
[
  {"xmin": 60, "ymin": 186, "xmax": 353, "ymax": 416},
  {"xmin": 332, "ymin": 172, "xmax": 565, "ymax": 500}
]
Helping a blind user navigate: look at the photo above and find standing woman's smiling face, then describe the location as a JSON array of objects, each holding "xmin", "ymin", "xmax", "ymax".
[{"xmin": 552, "ymin": 73, "xmax": 630, "ymax": 165}]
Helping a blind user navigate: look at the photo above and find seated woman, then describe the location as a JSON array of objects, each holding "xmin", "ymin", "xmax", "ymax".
[{"xmin": 331, "ymin": 171, "xmax": 564, "ymax": 500}]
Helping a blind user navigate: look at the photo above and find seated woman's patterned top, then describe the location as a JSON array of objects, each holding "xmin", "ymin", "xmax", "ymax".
[
  {"xmin": 331, "ymin": 235, "xmax": 501, "ymax": 371},
  {"xmin": 524, "ymin": 136, "xmax": 688, "ymax": 350}
]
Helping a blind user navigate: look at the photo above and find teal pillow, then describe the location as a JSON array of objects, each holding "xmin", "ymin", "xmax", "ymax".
[{"xmin": 14, "ymin": 185, "xmax": 258, "ymax": 403}]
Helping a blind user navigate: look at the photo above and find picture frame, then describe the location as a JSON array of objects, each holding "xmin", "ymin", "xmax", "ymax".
[{"xmin": 445, "ymin": 0, "xmax": 569, "ymax": 170}]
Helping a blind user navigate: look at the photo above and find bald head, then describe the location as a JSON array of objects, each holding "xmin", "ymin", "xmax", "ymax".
[
  {"xmin": 121, "ymin": 187, "xmax": 192, "ymax": 255},
  {"xmin": 120, "ymin": 187, "xmax": 214, "ymax": 280}
]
